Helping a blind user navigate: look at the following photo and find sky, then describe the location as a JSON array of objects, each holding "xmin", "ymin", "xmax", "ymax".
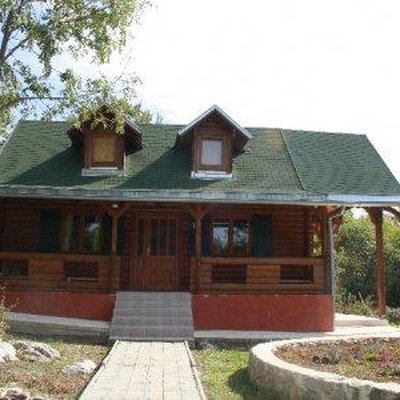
[{"xmin": 69, "ymin": 0, "xmax": 400, "ymax": 180}]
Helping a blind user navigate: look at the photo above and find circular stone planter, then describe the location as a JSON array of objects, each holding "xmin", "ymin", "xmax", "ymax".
[{"xmin": 249, "ymin": 335, "xmax": 400, "ymax": 400}]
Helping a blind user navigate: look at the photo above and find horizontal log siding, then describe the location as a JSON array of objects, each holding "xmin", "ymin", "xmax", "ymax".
[
  {"xmin": 191, "ymin": 257, "xmax": 326, "ymax": 294},
  {"xmin": 0, "ymin": 252, "xmax": 118, "ymax": 292}
]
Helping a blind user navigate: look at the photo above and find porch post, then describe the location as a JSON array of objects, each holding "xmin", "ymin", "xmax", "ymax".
[
  {"xmin": 195, "ymin": 213, "xmax": 202, "ymax": 293},
  {"xmin": 374, "ymin": 208, "xmax": 386, "ymax": 317},
  {"xmin": 366, "ymin": 207, "xmax": 386, "ymax": 317},
  {"xmin": 107, "ymin": 203, "xmax": 128, "ymax": 292}
]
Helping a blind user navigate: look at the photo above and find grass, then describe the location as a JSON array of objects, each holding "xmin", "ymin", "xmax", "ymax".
[
  {"xmin": 194, "ymin": 346, "xmax": 272, "ymax": 400},
  {"xmin": 0, "ymin": 334, "xmax": 109, "ymax": 399}
]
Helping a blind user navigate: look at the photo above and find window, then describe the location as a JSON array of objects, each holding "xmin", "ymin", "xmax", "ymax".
[
  {"xmin": 210, "ymin": 219, "xmax": 250, "ymax": 257},
  {"xmin": 201, "ymin": 139, "xmax": 223, "ymax": 166},
  {"xmin": 280, "ymin": 265, "xmax": 313, "ymax": 283},
  {"xmin": 61, "ymin": 214, "xmax": 105, "ymax": 254},
  {"xmin": 64, "ymin": 261, "xmax": 98, "ymax": 282},
  {"xmin": 150, "ymin": 219, "xmax": 177, "ymax": 256},
  {"xmin": 212, "ymin": 221, "xmax": 229, "ymax": 255},
  {"xmin": 92, "ymin": 134, "xmax": 117, "ymax": 164},
  {"xmin": 0, "ymin": 260, "xmax": 28, "ymax": 279},
  {"xmin": 211, "ymin": 264, "xmax": 247, "ymax": 284}
]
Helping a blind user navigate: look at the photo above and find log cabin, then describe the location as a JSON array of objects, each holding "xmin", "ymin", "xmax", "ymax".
[{"xmin": 0, "ymin": 105, "xmax": 399, "ymax": 337}]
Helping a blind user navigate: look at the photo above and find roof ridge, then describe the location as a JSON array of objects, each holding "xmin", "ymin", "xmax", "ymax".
[{"xmin": 280, "ymin": 129, "xmax": 305, "ymax": 191}]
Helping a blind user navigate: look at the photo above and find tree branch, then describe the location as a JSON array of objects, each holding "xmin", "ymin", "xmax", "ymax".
[{"xmin": 4, "ymin": 36, "xmax": 29, "ymax": 60}]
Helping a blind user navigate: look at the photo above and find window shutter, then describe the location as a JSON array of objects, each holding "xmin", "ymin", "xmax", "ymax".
[
  {"xmin": 201, "ymin": 216, "xmax": 212, "ymax": 256},
  {"xmin": 102, "ymin": 215, "xmax": 112, "ymax": 255},
  {"xmin": 252, "ymin": 215, "xmax": 273, "ymax": 257},
  {"xmin": 117, "ymin": 216, "xmax": 126, "ymax": 255},
  {"xmin": 38, "ymin": 209, "xmax": 61, "ymax": 252}
]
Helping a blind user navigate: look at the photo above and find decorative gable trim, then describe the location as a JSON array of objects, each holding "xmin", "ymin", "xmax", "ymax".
[{"xmin": 175, "ymin": 105, "xmax": 252, "ymax": 148}]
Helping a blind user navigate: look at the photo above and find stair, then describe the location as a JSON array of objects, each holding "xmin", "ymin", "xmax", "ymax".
[{"xmin": 109, "ymin": 292, "xmax": 194, "ymax": 341}]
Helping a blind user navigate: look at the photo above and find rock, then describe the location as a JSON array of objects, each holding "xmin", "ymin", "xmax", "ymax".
[
  {"xmin": 3, "ymin": 388, "xmax": 29, "ymax": 400},
  {"xmin": 10, "ymin": 340, "xmax": 60, "ymax": 362},
  {"xmin": 64, "ymin": 359, "xmax": 97, "ymax": 375},
  {"xmin": 0, "ymin": 342, "xmax": 17, "ymax": 362}
]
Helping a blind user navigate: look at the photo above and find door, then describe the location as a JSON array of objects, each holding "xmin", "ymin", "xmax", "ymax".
[{"xmin": 132, "ymin": 214, "xmax": 181, "ymax": 291}]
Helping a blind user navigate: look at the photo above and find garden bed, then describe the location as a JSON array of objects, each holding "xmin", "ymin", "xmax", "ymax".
[
  {"xmin": 0, "ymin": 334, "xmax": 109, "ymax": 399},
  {"xmin": 276, "ymin": 337, "xmax": 400, "ymax": 384}
]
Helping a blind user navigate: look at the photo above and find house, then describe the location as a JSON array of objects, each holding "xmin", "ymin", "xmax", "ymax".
[{"xmin": 0, "ymin": 105, "xmax": 399, "ymax": 335}]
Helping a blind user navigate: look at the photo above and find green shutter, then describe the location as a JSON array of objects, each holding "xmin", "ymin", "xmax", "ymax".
[
  {"xmin": 201, "ymin": 215, "xmax": 212, "ymax": 256},
  {"xmin": 252, "ymin": 215, "xmax": 273, "ymax": 257},
  {"xmin": 117, "ymin": 216, "xmax": 126, "ymax": 255},
  {"xmin": 38, "ymin": 209, "xmax": 61, "ymax": 252},
  {"xmin": 102, "ymin": 215, "xmax": 112, "ymax": 255}
]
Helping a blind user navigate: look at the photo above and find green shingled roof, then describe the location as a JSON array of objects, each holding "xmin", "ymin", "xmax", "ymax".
[{"xmin": 0, "ymin": 120, "xmax": 398, "ymax": 199}]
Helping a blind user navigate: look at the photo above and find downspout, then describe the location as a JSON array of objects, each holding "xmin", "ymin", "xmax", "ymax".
[{"xmin": 327, "ymin": 207, "xmax": 346, "ymax": 325}]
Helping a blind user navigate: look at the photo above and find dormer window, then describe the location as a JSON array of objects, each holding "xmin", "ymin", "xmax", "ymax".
[
  {"xmin": 66, "ymin": 105, "xmax": 142, "ymax": 177},
  {"xmin": 88, "ymin": 131, "xmax": 122, "ymax": 168},
  {"xmin": 201, "ymin": 139, "xmax": 223, "ymax": 167},
  {"xmin": 175, "ymin": 105, "xmax": 252, "ymax": 180}
]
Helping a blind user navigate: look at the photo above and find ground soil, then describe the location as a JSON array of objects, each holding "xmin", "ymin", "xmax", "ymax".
[{"xmin": 276, "ymin": 338, "xmax": 400, "ymax": 384}]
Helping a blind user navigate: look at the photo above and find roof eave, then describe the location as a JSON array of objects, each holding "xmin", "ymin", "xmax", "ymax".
[{"xmin": 0, "ymin": 185, "xmax": 399, "ymax": 207}]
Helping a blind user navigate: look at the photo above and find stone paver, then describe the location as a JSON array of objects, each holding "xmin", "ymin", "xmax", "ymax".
[{"xmin": 80, "ymin": 341, "xmax": 204, "ymax": 400}]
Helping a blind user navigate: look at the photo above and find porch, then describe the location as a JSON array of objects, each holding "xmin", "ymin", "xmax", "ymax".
[{"xmin": 0, "ymin": 197, "xmax": 388, "ymax": 331}]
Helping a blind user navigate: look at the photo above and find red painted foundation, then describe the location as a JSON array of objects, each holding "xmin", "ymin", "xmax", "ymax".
[
  {"xmin": 193, "ymin": 294, "xmax": 334, "ymax": 331},
  {"xmin": 5, "ymin": 290, "xmax": 116, "ymax": 321}
]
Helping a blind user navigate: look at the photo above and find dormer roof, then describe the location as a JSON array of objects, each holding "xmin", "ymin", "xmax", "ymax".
[
  {"xmin": 175, "ymin": 105, "xmax": 251, "ymax": 150},
  {"xmin": 66, "ymin": 105, "xmax": 142, "ymax": 153}
]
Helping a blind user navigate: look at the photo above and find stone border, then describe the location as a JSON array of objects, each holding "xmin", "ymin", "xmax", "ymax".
[{"xmin": 249, "ymin": 334, "xmax": 400, "ymax": 400}]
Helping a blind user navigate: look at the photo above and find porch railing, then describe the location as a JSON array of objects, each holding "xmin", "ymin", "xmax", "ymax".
[
  {"xmin": 0, "ymin": 252, "xmax": 120, "ymax": 292},
  {"xmin": 190, "ymin": 257, "xmax": 326, "ymax": 294}
]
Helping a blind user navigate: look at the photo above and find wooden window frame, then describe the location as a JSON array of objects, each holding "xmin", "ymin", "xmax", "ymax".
[
  {"xmin": 193, "ymin": 130, "xmax": 232, "ymax": 173},
  {"xmin": 209, "ymin": 218, "xmax": 251, "ymax": 257},
  {"xmin": 59, "ymin": 212, "xmax": 104, "ymax": 254},
  {"xmin": 84, "ymin": 131, "xmax": 124, "ymax": 169}
]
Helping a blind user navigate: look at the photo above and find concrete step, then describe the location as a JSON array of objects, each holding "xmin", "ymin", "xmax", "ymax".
[
  {"xmin": 112, "ymin": 308, "xmax": 192, "ymax": 318},
  {"xmin": 335, "ymin": 313, "xmax": 388, "ymax": 328},
  {"xmin": 109, "ymin": 326, "xmax": 194, "ymax": 340},
  {"xmin": 110, "ymin": 291, "xmax": 194, "ymax": 341},
  {"xmin": 111, "ymin": 316, "xmax": 192, "ymax": 326}
]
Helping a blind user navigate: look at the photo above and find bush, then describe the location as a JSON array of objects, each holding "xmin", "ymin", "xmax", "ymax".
[
  {"xmin": 386, "ymin": 308, "xmax": 400, "ymax": 325},
  {"xmin": 335, "ymin": 291, "xmax": 378, "ymax": 317},
  {"xmin": 0, "ymin": 286, "xmax": 9, "ymax": 339},
  {"xmin": 336, "ymin": 213, "xmax": 400, "ymax": 310}
]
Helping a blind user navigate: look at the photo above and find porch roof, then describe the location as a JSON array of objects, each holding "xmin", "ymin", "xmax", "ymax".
[{"xmin": 0, "ymin": 120, "xmax": 399, "ymax": 205}]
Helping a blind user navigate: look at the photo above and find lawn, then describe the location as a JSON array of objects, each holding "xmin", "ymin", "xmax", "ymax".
[
  {"xmin": 194, "ymin": 345, "xmax": 273, "ymax": 400},
  {"xmin": 0, "ymin": 334, "xmax": 109, "ymax": 399}
]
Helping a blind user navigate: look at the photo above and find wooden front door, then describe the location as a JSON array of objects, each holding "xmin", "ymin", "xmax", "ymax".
[{"xmin": 132, "ymin": 214, "xmax": 181, "ymax": 291}]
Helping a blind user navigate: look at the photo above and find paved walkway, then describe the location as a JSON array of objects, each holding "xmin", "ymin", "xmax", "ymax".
[{"xmin": 80, "ymin": 341, "xmax": 205, "ymax": 400}]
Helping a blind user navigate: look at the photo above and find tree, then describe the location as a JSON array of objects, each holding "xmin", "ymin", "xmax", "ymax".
[
  {"xmin": 336, "ymin": 212, "xmax": 400, "ymax": 309},
  {"xmin": 0, "ymin": 0, "xmax": 152, "ymax": 135}
]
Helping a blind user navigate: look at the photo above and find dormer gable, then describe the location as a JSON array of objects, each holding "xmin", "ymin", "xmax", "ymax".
[
  {"xmin": 175, "ymin": 105, "xmax": 251, "ymax": 180},
  {"xmin": 66, "ymin": 105, "xmax": 142, "ymax": 176}
]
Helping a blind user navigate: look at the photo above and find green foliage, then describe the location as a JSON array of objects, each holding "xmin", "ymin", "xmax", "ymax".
[
  {"xmin": 336, "ymin": 213, "xmax": 400, "ymax": 311},
  {"xmin": 0, "ymin": 286, "xmax": 8, "ymax": 339},
  {"xmin": 0, "ymin": 0, "xmax": 152, "ymax": 135},
  {"xmin": 386, "ymin": 308, "xmax": 400, "ymax": 325}
]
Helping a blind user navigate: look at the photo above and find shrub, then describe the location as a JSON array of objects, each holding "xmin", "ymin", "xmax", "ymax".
[
  {"xmin": 386, "ymin": 308, "xmax": 400, "ymax": 325},
  {"xmin": 0, "ymin": 286, "xmax": 9, "ymax": 339}
]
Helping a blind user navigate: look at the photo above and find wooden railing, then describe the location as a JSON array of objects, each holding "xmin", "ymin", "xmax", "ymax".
[
  {"xmin": 191, "ymin": 257, "xmax": 327, "ymax": 294},
  {"xmin": 0, "ymin": 252, "xmax": 120, "ymax": 292}
]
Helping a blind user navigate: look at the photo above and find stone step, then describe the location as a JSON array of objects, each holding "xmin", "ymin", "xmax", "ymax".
[
  {"xmin": 109, "ymin": 326, "xmax": 194, "ymax": 340},
  {"xmin": 110, "ymin": 291, "xmax": 194, "ymax": 341},
  {"xmin": 111, "ymin": 316, "xmax": 192, "ymax": 326},
  {"xmin": 112, "ymin": 308, "xmax": 192, "ymax": 318},
  {"xmin": 335, "ymin": 313, "xmax": 388, "ymax": 327}
]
